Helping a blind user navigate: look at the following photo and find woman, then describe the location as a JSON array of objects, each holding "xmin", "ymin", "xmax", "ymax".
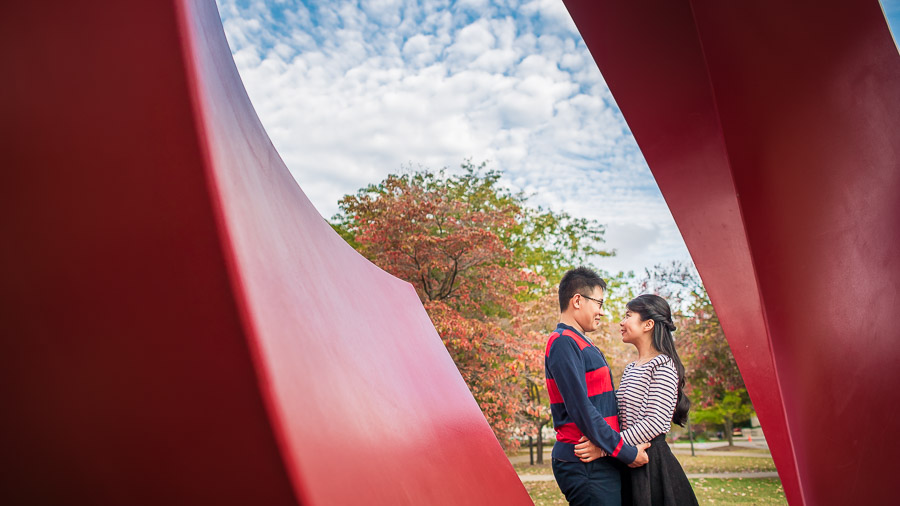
[{"xmin": 574, "ymin": 294, "xmax": 698, "ymax": 506}]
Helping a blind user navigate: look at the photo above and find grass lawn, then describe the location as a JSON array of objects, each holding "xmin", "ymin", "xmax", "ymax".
[
  {"xmin": 512, "ymin": 460, "xmax": 553, "ymax": 475},
  {"xmin": 690, "ymin": 478, "xmax": 787, "ymax": 504},
  {"xmin": 678, "ymin": 455, "xmax": 776, "ymax": 473},
  {"xmin": 522, "ymin": 481, "xmax": 567, "ymax": 505},
  {"xmin": 523, "ymin": 478, "xmax": 786, "ymax": 505},
  {"xmin": 517, "ymin": 452, "xmax": 785, "ymax": 505}
]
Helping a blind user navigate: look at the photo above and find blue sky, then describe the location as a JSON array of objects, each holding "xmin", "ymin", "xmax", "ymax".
[{"xmin": 215, "ymin": 0, "xmax": 900, "ymax": 276}]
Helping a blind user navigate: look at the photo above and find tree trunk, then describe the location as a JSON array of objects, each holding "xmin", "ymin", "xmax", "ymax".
[
  {"xmin": 687, "ymin": 413, "xmax": 695, "ymax": 457},
  {"xmin": 536, "ymin": 420, "xmax": 547, "ymax": 464},
  {"xmin": 724, "ymin": 416, "xmax": 734, "ymax": 446}
]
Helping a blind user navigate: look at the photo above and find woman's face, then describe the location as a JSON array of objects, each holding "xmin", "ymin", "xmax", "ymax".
[{"xmin": 619, "ymin": 309, "xmax": 651, "ymax": 345}]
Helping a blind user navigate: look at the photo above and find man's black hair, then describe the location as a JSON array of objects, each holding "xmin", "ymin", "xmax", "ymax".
[{"xmin": 558, "ymin": 266, "xmax": 607, "ymax": 312}]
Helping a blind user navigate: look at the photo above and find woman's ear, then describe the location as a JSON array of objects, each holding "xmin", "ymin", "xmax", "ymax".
[{"xmin": 645, "ymin": 319, "xmax": 655, "ymax": 331}]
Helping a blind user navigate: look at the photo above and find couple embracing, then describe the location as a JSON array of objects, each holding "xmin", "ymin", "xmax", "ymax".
[{"xmin": 545, "ymin": 267, "xmax": 699, "ymax": 505}]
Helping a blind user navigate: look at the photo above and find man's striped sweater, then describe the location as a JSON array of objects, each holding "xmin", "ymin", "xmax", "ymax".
[{"xmin": 544, "ymin": 323, "xmax": 638, "ymax": 464}]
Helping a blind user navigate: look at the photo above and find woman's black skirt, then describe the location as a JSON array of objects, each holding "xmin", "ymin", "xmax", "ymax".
[{"xmin": 622, "ymin": 433, "xmax": 698, "ymax": 506}]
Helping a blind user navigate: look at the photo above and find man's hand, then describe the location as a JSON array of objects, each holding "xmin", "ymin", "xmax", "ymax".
[
  {"xmin": 574, "ymin": 436, "xmax": 608, "ymax": 462},
  {"xmin": 628, "ymin": 442, "xmax": 651, "ymax": 468}
]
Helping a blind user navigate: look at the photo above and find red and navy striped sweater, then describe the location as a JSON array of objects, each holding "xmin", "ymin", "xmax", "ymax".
[{"xmin": 544, "ymin": 323, "xmax": 638, "ymax": 464}]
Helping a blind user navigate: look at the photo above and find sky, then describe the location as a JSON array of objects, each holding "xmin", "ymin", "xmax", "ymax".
[{"xmin": 215, "ymin": 0, "xmax": 900, "ymax": 276}]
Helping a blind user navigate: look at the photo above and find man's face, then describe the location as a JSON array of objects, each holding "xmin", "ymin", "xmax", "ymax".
[{"xmin": 574, "ymin": 286, "xmax": 605, "ymax": 333}]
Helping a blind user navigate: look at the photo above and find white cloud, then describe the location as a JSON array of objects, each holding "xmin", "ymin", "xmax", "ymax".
[
  {"xmin": 458, "ymin": 20, "xmax": 496, "ymax": 52},
  {"xmin": 213, "ymin": 0, "xmax": 693, "ymax": 274},
  {"xmin": 402, "ymin": 34, "xmax": 440, "ymax": 67},
  {"xmin": 359, "ymin": 0, "xmax": 403, "ymax": 26}
]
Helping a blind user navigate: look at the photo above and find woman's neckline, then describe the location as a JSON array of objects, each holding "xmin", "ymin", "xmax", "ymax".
[{"xmin": 634, "ymin": 354, "xmax": 663, "ymax": 367}]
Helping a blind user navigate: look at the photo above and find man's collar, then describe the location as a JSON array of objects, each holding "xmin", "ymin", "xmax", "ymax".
[{"xmin": 556, "ymin": 322, "xmax": 592, "ymax": 344}]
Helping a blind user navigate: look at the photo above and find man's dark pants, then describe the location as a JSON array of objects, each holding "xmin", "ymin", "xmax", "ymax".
[{"xmin": 552, "ymin": 457, "xmax": 623, "ymax": 505}]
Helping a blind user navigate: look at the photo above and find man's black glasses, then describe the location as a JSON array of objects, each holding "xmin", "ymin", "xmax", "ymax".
[{"xmin": 580, "ymin": 294, "xmax": 604, "ymax": 309}]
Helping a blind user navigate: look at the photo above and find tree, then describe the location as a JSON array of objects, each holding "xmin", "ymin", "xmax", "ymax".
[
  {"xmin": 690, "ymin": 389, "xmax": 754, "ymax": 445},
  {"xmin": 679, "ymin": 289, "xmax": 752, "ymax": 446},
  {"xmin": 513, "ymin": 291, "xmax": 557, "ymax": 463},
  {"xmin": 331, "ymin": 161, "xmax": 614, "ymax": 448},
  {"xmin": 639, "ymin": 262, "xmax": 753, "ymax": 445},
  {"xmin": 332, "ymin": 166, "xmax": 525, "ymax": 317}
]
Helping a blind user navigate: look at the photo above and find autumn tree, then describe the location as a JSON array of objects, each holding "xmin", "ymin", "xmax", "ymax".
[
  {"xmin": 679, "ymin": 287, "xmax": 752, "ymax": 445},
  {"xmin": 331, "ymin": 161, "xmax": 613, "ymax": 448},
  {"xmin": 640, "ymin": 262, "xmax": 753, "ymax": 445},
  {"xmin": 511, "ymin": 289, "xmax": 565, "ymax": 462}
]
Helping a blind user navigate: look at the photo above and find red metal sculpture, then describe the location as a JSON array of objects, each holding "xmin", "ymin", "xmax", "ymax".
[
  {"xmin": 1, "ymin": 1, "xmax": 530, "ymax": 504},
  {"xmin": 4, "ymin": 0, "xmax": 898, "ymax": 504},
  {"xmin": 563, "ymin": 1, "xmax": 900, "ymax": 504}
]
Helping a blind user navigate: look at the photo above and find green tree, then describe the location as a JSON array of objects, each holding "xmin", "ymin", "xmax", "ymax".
[{"xmin": 690, "ymin": 389, "xmax": 754, "ymax": 445}]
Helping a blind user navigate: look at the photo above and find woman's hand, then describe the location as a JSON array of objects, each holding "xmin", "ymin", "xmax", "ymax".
[{"xmin": 574, "ymin": 436, "xmax": 608, "ymax": 462}]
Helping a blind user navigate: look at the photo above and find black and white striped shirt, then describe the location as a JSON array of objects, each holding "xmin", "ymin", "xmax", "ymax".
[{"xmin": 616, "ymin": 354, "xmax": 679, "ymax": 446}]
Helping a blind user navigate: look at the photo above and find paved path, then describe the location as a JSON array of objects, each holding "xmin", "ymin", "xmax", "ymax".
[
  {"xmin": 517, "ymin": 474, "xmax": 556, "ymax": 482},
  {"xmin": 670, "ymin": 439, "xmax": 770, "ymax": 451},
  {"xmin": 685, "ymin": 471, "xmax": 779, "ymax": 479}
]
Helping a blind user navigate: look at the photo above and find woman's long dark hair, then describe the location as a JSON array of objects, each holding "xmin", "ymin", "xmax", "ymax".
[{"xmin": 626, "ymin": 294, "xmax": 690, "ymax": 426}]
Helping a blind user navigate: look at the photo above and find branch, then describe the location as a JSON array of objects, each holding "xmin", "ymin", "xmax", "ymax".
[{"xmin": 439, "ymin": 258, "xmax": 460, "ymax": 299}]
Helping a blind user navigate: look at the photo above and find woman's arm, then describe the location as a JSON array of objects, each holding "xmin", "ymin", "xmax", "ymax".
[{"xmin": 620, "ymin": 361, "xmax": 679, "ymax": 446}]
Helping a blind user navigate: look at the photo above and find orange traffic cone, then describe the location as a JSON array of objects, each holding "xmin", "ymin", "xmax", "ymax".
[{"xmin": 748, "ymin": 434, "xmax": 752, "ymax": 442}]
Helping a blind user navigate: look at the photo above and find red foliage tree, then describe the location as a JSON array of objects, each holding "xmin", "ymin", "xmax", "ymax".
[{"xmin": 332, "ymin": 162, "xmax": 613, "ymax": 448}]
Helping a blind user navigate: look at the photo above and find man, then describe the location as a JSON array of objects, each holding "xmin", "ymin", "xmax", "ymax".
[{"xmin": 545, "ymin": 267, "xmax": 650, "ymax": 505}]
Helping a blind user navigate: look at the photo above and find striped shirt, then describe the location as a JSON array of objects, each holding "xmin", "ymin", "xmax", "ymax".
[{"xmin": 616, "ymin": 354, "xmax": 679, "ymax": 446}]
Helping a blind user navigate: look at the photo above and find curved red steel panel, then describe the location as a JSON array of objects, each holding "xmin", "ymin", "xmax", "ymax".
[
  {"xmin": 0, "ymin": 1, "xmax": 531, "ymax": 504},
  {"xmin": 563, "ymin": 0, "xmax": 900, "ymax": 504}
]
